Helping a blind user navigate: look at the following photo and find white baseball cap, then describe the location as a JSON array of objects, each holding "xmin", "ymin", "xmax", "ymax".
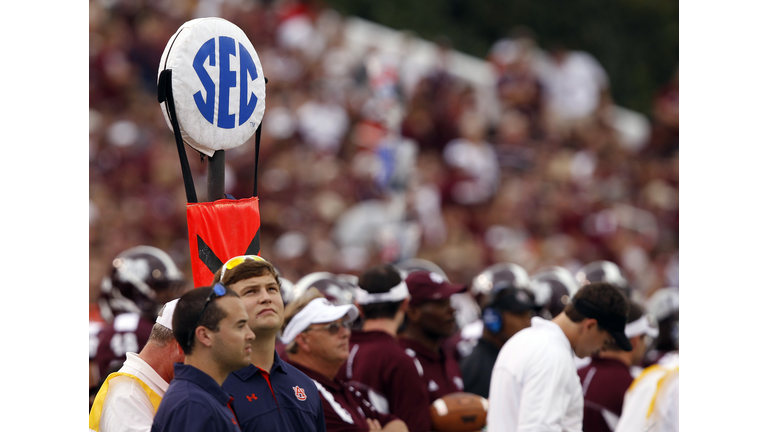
[
  {"xmin": 155, "ymin": 299, "xmax": 180, "ymax": 330},
  {"xmin": 624, "ymin": 314, "xmax": 659, "ymax": 339},
  {"xmin": 281, "ymin": 297, "xmax": 359, "ymax": 344}
]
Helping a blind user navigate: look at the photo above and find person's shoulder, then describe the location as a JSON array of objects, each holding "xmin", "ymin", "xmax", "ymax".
[
  {"xmin": 281, "ymin": 360, "xmax": 319, "ymax": 387},
  {"xmin": 105, "ymin": 374, "xmax": 144, "ymax": 395},
  {"xmin": 498, "ymin": 324, "xmax": 566, "ymax": 361},
  {"xmin": 358, "ymin": 333, "xmax": 408, "ymax": 355},
  {"xmin": 154, "ymin": 398, "xmax": 223, "ymax": 431},
  {"xmin": 163, "ymin": 378, "xmax": 197, "ymax": 402},
  {"xmin": 502, "ymin": 322, "xmax": 544, "ymax": 347},
  {"xmin": 159, "ymin": 386, "xmax": 219, "ymax": 418}
]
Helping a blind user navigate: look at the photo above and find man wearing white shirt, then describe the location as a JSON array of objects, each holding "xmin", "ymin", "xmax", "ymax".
[
  {"xmin": 486, "ymin": 282, "xmax": 631, "ymax": 432},
  {"xmin": 90, "ymin": 299, "xmax": 185, "ymax": 432}
]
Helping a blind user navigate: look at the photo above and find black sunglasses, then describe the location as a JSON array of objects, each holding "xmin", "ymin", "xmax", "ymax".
[
  {"xmin": 304, "ymin": 320, "xmax": 351, "ymax": 336},
  {"xmin": 187, "ymin": 283, "xmax": 227, "ymax": 347}
]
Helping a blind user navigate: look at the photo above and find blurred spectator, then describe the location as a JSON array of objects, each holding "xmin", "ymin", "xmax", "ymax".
[
  {"xmin": 537, "ymin": 44, "xmax": 611, "ymax": 139},
  {"xmin": 645, "ymin": 70, "xmax": 679, "ymax": 158},
  {"xmin": 442, "ymin": 111, "xmax": 500, "ymax": 205}
]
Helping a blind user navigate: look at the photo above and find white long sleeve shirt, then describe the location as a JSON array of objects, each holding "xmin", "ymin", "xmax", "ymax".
[
  {"xmin": 95, "ymin": 353, "xmax": 169, "ymax": 432},
  {"xmin": 487, "ymin": 317, "xmax": 583, "ymax": 432}
]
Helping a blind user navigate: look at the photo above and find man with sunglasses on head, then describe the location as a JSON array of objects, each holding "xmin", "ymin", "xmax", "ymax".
[
  {"xmin": 213, "ymin": 255, "xmax": 326, "ymax": 432},
  {"xmin": 486, "ymin": 281, "xmax": 631, "ymax": 432},
  {"xmin": 283, "ymin": 294, "xmax": 408, "ymax": 432},
  {"xmin": 151, "ymin": 284, "xmax": 255, "ymax": 432}
]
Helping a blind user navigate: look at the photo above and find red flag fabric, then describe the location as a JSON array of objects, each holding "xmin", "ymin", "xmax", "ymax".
[{"xmin": 186, "ymin": 196, "xmax": 261, "ymax": 287}]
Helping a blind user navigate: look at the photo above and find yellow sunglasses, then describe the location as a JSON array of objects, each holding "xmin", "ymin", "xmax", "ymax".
[{"xmin": 219, "ymin": 255, "xmax": 267, "ymax": 282}]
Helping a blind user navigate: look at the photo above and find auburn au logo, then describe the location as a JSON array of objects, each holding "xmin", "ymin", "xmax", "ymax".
[
  {"xmin": 246, "ymin": 393, "xmax": 258, "ymax": 402},
  {"xmin": 293, "ymin": 386, "xmax": 307, "ymax": 401}
]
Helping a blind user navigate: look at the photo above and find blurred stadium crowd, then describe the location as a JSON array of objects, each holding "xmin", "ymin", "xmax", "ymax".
[
  {"xmin": 89, "ymin": 0, "xmax": 677, "ymax": 327},
  {"xmin": 89, "ymin": 1, "xmax": 679, "ymax": 430}
]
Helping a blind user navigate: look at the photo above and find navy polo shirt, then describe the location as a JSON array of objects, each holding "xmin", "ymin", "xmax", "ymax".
[
  {"xmin": 152, "ymin": 363, "xmax": 241, "ymax": 432},
  {"xmin": 223, "ymin": 351, "xmax": 326, "ymax": 432}
]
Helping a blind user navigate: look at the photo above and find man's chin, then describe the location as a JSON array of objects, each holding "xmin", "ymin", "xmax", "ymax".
[{"xmin": 250, "ymin": 320, "xmax": 282, "ymax": 335}]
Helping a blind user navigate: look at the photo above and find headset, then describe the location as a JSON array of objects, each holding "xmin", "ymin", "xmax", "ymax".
[
  {"xmin": 482, "ymin": 306, "xmax": 503, "ymax": 334},
  {"xmin": 482, "ymin": 284, "xmax": 538, "ymax": 334}
]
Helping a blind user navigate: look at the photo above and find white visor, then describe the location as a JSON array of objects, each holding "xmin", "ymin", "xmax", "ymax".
[
  {"xmin": 624, "ymin": 314, "xmax": 659, "ymax": 339},
  {"xmin": 281, "ymin": 298, "xmax": 359, "ymax": 344},
  {"xmin": 156, "ymin": 299, "xmax": 180, "ymax": 331},
  {"xmin": 355, "ymin": 281, "xmax": 409, "ymax": 305}
]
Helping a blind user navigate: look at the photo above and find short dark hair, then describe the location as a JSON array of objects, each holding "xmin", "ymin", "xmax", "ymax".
[
  {"xmin": 359, "ymin": 264, "xmax": 404, "ymax": 320},
  {"xmin": 211, "ymin": 257, "xmax": 281, "ymax": 288},
  {"xmin": 564, "ymin": 282, "xmax": 628, "ymax": 329},
  {"xmin": 147, "ymin": 323, "xmax": 176, "ymax": 347},
  {"xmin": 173, "ymin": 285, "xmax": 240, "ymax": 355}
]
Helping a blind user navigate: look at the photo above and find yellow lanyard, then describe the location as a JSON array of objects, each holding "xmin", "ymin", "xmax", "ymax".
[{"xmin": 88, "ymin": 372, "xmax": 163, "ymax": 431}]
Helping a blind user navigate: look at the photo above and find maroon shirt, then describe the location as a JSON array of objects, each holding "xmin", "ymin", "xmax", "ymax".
[
  {"xmin": 288, "ymin": 360, "xmax": 400, "ymax": 432},
  {"xmin": 337, "ymin": 331, "xmax": 432, "ymax": 432},
  {"xmin": 577, "ymin": 356, "xmax": 635, "ymax": 432},
  {"xmin": 398, "ymin": 337, "xmax": 464, "ymax": 403}
]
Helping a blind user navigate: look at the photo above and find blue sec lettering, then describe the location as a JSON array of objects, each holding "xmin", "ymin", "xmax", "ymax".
[
  {"xmin": 217, "ymin": 36, "xmax": 236, "ymax": 129},
  {"xmin": 193, "ymin": 36, "xmax": 259, "ymax": 129},
  {"xmin": 193, "ymin": 38, "xmax": 216, "ymax": 124},
  {"xmin": 238, "ymin": 42, "xmax": 258, "ymax": 126}
]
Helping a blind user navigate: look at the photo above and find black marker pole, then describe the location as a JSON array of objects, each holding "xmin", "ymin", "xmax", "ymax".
[{"xmin": 207, "ymin": 150, "xmax": 226, "ymax": 201}]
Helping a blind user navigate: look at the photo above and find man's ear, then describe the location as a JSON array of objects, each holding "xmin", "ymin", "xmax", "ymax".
[
  {"xmin": 195, "ymin": 326, "xmax": 214, "ymax": 348},
  {"xmin": 630, "ymin": 334, "xmax": 642, "ymax": 350},
  {"xmin": 354, "ymin": 302, "xmax": 365, "ymax": 319},
  {"xmin": 295, "ymin": 333, "xmax": 311, "ymax": 353},
  {"xmin": 400, "ymin": 297, "xmax": 410, "ymax": 311},
  {"xmin": 405, "ymin": 305, "xmax": 420, "ymax": 323},
  {"xmin": 172, "ymin": 341, "xmax": 185, "ymax": 362},
  {"xmin": 583, "ymin": 318, "xmax": 598, "ymax": 333}
]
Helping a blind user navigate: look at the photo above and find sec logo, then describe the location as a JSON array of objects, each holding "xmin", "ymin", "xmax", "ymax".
[
  {"xmin": 158, "ymin": 17, "xmax": 266, "ymax": 156},
  {"xmin": 193, "ymin": 36, "xmax": 259, "ymax": 129}
]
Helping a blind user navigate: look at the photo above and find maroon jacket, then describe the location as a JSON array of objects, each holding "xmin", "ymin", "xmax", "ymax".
[
  {"xmin": 338, "ymin": 330, "xmax": 432, "ymax": 432},
  {"xmin": 578, "ymin": 356, "xmax": 635, "ymax": 432},
  {"xmin": 398, "ymin": 337, "xmax": 464, "ymax": 403},
  {"xmin": 288, "ymin": 360, "xmax": 400, "ymax": 432}
]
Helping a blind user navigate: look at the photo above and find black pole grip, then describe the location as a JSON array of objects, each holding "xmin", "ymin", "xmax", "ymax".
[{"xmin": 207, "ymin": 150, "xmax": 226, "ymax": 201}]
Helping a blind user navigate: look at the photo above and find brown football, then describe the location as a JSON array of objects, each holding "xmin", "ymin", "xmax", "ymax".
[{"xmin": 429, "ymin": 392, "xmax": 489, "ymax": 432}]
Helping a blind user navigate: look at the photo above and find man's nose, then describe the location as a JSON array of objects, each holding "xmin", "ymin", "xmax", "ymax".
[{"xmin": 257, "ymin": 289, "xmax": 273, "ymax": 303}]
